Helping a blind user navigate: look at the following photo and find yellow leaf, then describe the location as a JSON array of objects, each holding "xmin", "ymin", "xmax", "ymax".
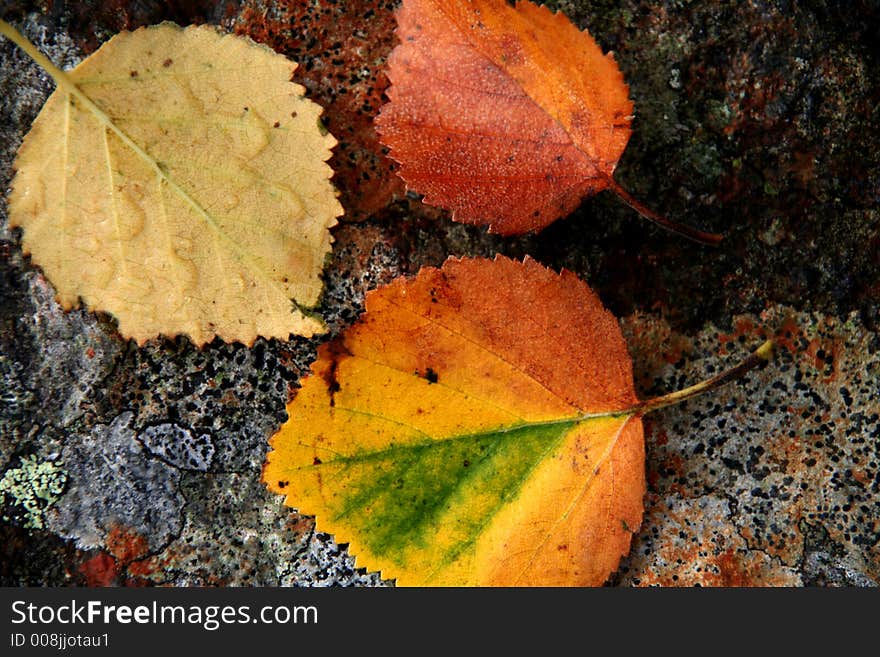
[
  {"xmin": 3, "ymin": 21, "xmax": 342, "ymax": 346},
  {"xmin": 265, "ymin": 256, "xmax": 645, "ymax": 586},
  {"xmin": 264, "ymin": 256, "xmax": 774, "ymax": 586}
]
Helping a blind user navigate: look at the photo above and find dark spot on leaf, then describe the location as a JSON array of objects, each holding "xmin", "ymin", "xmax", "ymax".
[
  {"xmin": 130, "ymin": 70, "xmax": 138, "ymax": 77},
  {"xmin": 278, "ymin": 480, "xmax": 288, "ymax": 488},
  {"xmin": 463, "ymin": 459, "xmax": 470, "ymax": 467},
  {"xmin": 312, "ymin": 457, "xmax": 322, "ymax": 466},
  {"xmin": 163, "ymin": 58, "xmax": 173, "ymax": 67},
  {"xmin": 320, "ymin": 339, "xmax": 353, "ymax": 407},
  {"xmin": 327, "ymin": 381, "xmax": 341, "ymax": 405},
  {"xmin": 425, "ymin": 367, "xmax": 439, "ymax": 384}
]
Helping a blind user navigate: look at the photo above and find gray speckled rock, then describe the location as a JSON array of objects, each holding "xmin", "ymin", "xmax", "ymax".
[
  {"xmin": 47, "ymin": 412, "xmax": 185, "ymax": 552},
  {"xmin": 138, "ymin": 423, "xmax": 215, "ymax": 471},
  {"xmin": 614, "ymin": 307, "xmax": 879, "ymax": 586},
  {"xmin": 136, "ymin": 470, "xmax": 388, "ymax": 586}
]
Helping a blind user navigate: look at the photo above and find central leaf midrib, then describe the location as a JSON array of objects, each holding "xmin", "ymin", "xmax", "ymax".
[
  {"xmin": 58, "ymin": 51, "xmax": 300, "ymax": 309},
  {"xmin": 299, "ymin": 414, "xmax": 591, "ymax": 471},
  {"xmin": 420, "ymin": 420, "xmax": 578, "ymax": 583}
]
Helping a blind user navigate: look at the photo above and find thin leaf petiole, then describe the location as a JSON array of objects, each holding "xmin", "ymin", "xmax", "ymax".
[
  {"xmin": 569, "ymin": 338, "xmax": 774, "ymax": 423},
  {"xmin": 627, "ymin": 339, "xmax": 774, "ymax": 415},
  {"xmin": 605, "ymin": 177, "xmax": 724, "ymax": 246}
]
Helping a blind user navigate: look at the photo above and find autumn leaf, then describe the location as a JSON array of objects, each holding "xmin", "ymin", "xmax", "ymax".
[
  {"xmin": 263, "ymin": 256, "xmax": 772, "ymax": 585},
  {"xmin": 376, "ymin": 0, "xmax": 720, "ymax": 244},
  {"xmin": 1, "ymin": 21, "xmax": 342, "ymax": 346}
]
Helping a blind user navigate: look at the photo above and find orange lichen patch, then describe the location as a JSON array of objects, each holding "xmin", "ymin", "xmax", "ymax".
[
  {"xmin": 852, "ymin": 469, "xmax": 871, "ymax": 486},
  {"xmin": 78, "ymin": 552, "xmax": 119, "ymax": 587},
  {"xmin": 712, "ymin": 549, "xmax": 766, "ymax": 586},
  {"xmin": 105, "ymin": 525, "xmax": 149, "ymax": 564},
  {"xmin": 804, "ymin": 337, "xmax": 839, "ymax": 383},
  {"xmin": 772, "ymin": 315, "xmax": 804, "ymax": 355},
  {"xmin": 717, "ymin": 318, "xmax": 760, "ymax": 356},
  {"xmin": 228, "ymin": 0, "xmax": 403, "ymax": 220},
  {"xmin": 718, "ymin": 311, "xmax": 839, "ymax": 384},
  {"xmin": 653, "ymin": 427, "xmax": 670, "ymax": 447},
  {"xmin": 75, "ymin": 525, "xmax": 163, "ymax": 584},
  {"xmin": 766, "ymin": 313, "xmax": 839, "ymax": 382},
  {"xmin": 126, "ymin": 557, "xmax": 163, "ymax": 579}
]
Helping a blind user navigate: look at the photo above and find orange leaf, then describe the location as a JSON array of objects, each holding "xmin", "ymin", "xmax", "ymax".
[
  {"xmin": 264, "ymin": 256, "xmax": 646, "ymax": 585},
  {"xmin": 376, "ymin": 0, "xmax": 632, "ymax": 235},
  {"xmin": 376, "ymin": 0, "xmax": 721, "ymax": 244}
]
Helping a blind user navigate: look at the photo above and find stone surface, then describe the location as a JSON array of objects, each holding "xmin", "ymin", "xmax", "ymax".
[
  {"xmin": 48, "ymin": 413, "xmax": 185, "ymax": 552},
  {"xmin": 614, "ymin": 308, "xmax": 880, "ymax": 586},
  {"xmin": 1, "ymin": 1, "xmax": 878, "ymax": 587}
]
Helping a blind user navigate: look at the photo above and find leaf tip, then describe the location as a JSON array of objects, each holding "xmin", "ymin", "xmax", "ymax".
[{"xmin": 754, "ymin": 338, "xmax": 775, "ymax": 363}]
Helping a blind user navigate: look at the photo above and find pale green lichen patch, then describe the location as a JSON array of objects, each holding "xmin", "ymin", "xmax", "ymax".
[{"xmin": 0, "ymin": 455, "xmax": 67, "ymax": 529}]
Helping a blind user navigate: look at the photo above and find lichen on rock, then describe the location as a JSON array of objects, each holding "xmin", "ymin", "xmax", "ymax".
[
  {"xmin": 0, "ymin": 454, "xmax": 67, "ymax": 530},
  {"xmin": 47, "ymin": 413, "xmax": 185, "ymax": 552}
]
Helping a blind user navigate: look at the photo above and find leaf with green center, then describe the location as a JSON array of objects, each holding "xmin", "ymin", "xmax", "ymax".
[
  {"xmin": 264, "ymin": 256, "xmax": 773, "ymax": 585},
  {"xmin": 267, "ymin": 255, "xmax": 636, "ymax": 586}
]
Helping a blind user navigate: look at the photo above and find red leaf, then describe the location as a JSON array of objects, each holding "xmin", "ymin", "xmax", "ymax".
[{"xmin": 377, "ymin": 0, "xmax": 721, "ymax": 244}]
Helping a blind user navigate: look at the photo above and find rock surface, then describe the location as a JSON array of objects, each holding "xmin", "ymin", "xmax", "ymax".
[{"xmin": 1, "ymin": 1, "xmax": 878, "ymax": 586}]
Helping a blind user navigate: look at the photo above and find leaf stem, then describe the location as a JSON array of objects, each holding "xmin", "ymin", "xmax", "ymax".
[
  {"xmin": 1, "ymin": 19, "xmax": 68, "ymax": 84},
  {"xmin": 519, "ymin": 339, "xmax": 774, "ymax": 426},
  {"xmin": 0, "ymin": 19, "xmax": 165, "ymax": 176},
  {"xmin": 605, "ymin": 177, "xmax": 724, "ymax": 246},
  {"xmin": 623, "ymin": 339, "xmax": 774, "ymax": 417}
]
